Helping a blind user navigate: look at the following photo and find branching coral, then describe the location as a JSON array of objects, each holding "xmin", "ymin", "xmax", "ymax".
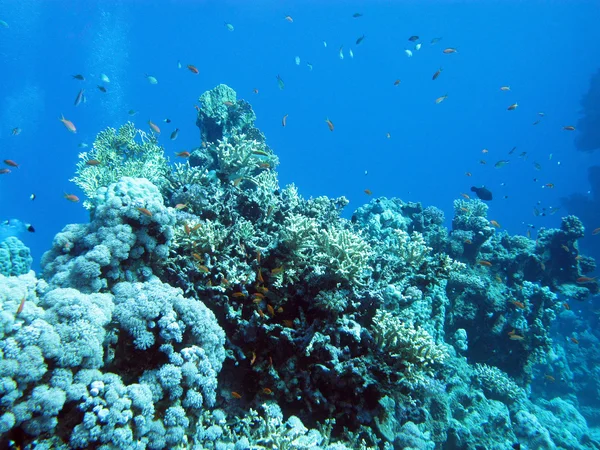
[
  {"xmin": 473, "ymin": 363, "xmax": 526, "ymax": 403},
  {"xmin": 371, "ymin": 309, "xmax": 448, "ymax": 383},
  {"xmin": 71, "ymin": 122, "xmax": 170, "ymax": 207}
]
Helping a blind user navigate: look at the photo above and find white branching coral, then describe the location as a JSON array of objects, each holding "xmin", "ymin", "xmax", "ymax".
[
  {"xmin": 473, "ymin": 363, "xmax": 525, "ymax": 403},
  {"xmin": 371, "ymin": 309, "xmax": 448, "ymax": 381},
  {"xmin": 173, "ymin": 218, "xmax": 228, "ymax": 255},
  {"xmin": 213, "ymin": 134, "xmax": 279, "ymax": 181},
  {"xmin": 391, "ymin": 230, "xmax": 432, "ymax": 268},
  {"xmin": 71, "ymin": 122, "xmax": 170, "ymax": 207}
]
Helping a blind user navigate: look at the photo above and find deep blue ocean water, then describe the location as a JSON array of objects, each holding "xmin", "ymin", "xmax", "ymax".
[{"xmin": 1, "ymin": 0, "xmax": 599, "ymax": 271}]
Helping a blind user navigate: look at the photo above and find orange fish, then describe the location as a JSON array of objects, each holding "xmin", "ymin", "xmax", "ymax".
[
  {"xmin": 507, "ymin": 103, "xmax": 518, "ymax": 111},
  {"xmin": 576, "ymin": 276, "xmax": 596, "ymax": 284},
  {"xmin": 252, "ymin": 292, "xmax": 265, "ymax": 300},
  {"xmin": 174, "ymin": 203, "xmax": 187, "ymax": 210},
  {"xmin": 137, "ymin": 207, "xmax": 152, "ymax": 217},
  {"xmin": 198, "ymin": 265, "xmax": 210, "ymax": 273},
  {"xmin": 175, "ymin": 151, "xmax": 191, "ymax": 158},
  {"xmin": 231, "ymin": 292, "xmax": 246, "ymax": 298},
  {"xmin": 511, "ymin": 300, "xmax": 525, "ymax": 309},
  {"xmin": 325, "ymin": 118, "xmax": 334, "ymax": 131},
  {"xmin": 187, "ymin": 64, "xmax": 199, "ymax": 74},
  {"xmin": 231, "ymin": 391, "xmax": 242, "ymax": 399},
  {"xmin": 592, "ymin": 227, "xmax": 600, "ymax": 235},
  {"xmin": 490, "ymin": 220, "xmax": 501, "ymax": 228},
  {"xmin": 16, "ymin": 297, "xmax": 26, "ymax": 315},
  {"xmin": 443, "ymin": 48, "xmax": 458, "ymax": 54},
  {"xmin": 191, "ymin": 253, "xmax": 202, "ymax": 261},
  {"xmin": 3, "ymin": 159, "xmax": 19, "ymax": 168},
  {"xmin": 262, "ymin": 387, "xmax": 273, "ymax": 395},
  {"xmin": 271, "ymin": 266, "xmax": 284, "ymax": 275},
  {"xmin": 563, "ymin": 302, "xmax": 570, "ymax": 310},
  {"xmin": 60, "ymin": 115, "xmax": 77, "ymax": 133},
  {"xmin": 364, "ymin": 189, "xmax": 372, "ymax": 195},
  {"xmin": 86, "ymin": 159, "xmax": 101, "ymax": 166},
  {"xmin": 544, "ymin": 374, "xmax": 556, "ymax": 382},
  {"xmin": 148, "ymin": 120, "xmax": 160, "ymax": 134},
  {"xmin": 252, "ymin": 298, "xmax": 263, "ymax": 304},
  {"xmin": 64, "ymin": 193, "xmax": 80, "ymax": 202},
  {"xmin": 393, "ymin": 79, "xmax": 401, "ymax": 86},
  {"xmin": 267, "ymin": 304, "xmax": 275, "ymax": 316},
  {"xmin": 282, "ymin": 319, "xmax": 294, "ymax": 328},
  {"xmin": 282, "ymin": 114, "xmax": 288, "ymax": 127},
  {"xmin": 477, "ymin": 260, "xmax": 492, "ymax": 267},
  {"xmin": 570, "ymin": 336, "xmax": 579, "ymax": 344},
  {"xmin": 563, "ymin": 126, "xmax": 576, "ymax": 131},
  {"xmin": 460, "ymin": 193, "xmax": 470, "ymax": 199},
  {"xmin": 464, "ymin": 239, "xmax": 472, "ymax": 244},
  {"xmin": 250, "ymin": 351, "xmax": 257, "ymax": 365}
]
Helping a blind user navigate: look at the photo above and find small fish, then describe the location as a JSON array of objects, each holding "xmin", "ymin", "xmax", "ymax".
[
  {"xmin": 100, "ymin": 73, "xmax": 110, "ymax": 83},
  {"xmin": 148, "ymin": 120, "xmax": 160, "ymax": 134},
  {"xmin": 538, "ymin": 112, "xmax": 545, "ymax": 116},
  {"xmin": 284, "ymin": 15, "xmax": 293, "ymax": 22},
  {"xmin": 490, "ymin": 220, "xmax": 501, "ymax": 228},
  {"xmin": 534, "ymin": 162, "xmax": 542, "ymax": 170},
  {"xmin": 128, "ymin": 109, "xmax": 137, "ymax": 116},
  {"xmin": 563, "ymin": 303, "xmax": 571, "ymax": 310},
  {"xmin": 177, "ymin": 60, "xmax": 182, "ymax": 69},
  {"xmin": 97, "ymin": 85, "xmax": 107, "ymax": 93},
  {"xmin": 231, "ymin": 391, "xmax": 242, "ymax": 399},
  {"xmin": 364, "ymin": 189, "xmax": 372, "ymax": 195},
  {"xmin": 262, "ymin": 388, "xmax": 273, "ymax": 395},
  {"xmin": 349, "ymin": 49, "xmax": 354, "ymax": 58},
  {"xmin": 11, "ymin": 127, "xmax": 21, "ymax": 136},
  {"xmin": 576, "ymin": 276, "xmax": 596, "ymax": 284},
  {"xmin": 477, "ymin": 260, "xmax": 492, "ymax": 267},
  {"xmin": 0, "ymin": 169, "xmax": 11, "ymax": 175},
  {"xmin": 78, "ymin": 142, "xmax": 89, "ymax": 148},
  {"xmin": 480, "ymin": 160, "xmax": 486, "ymax": 165},
  {"xmin": 253, "ymin": 88, "xmax": 259, "ymax": 94},
  {"xmin": 443, "ymin": 48, "xmax": 458, "ymax": 54},
  {"xmin": 464, "ymin": 239, "xmax": 472, "ymax": 244},
  {"xmin": 592, "ymin": 227, "xmax": 600, "ymax": 235},
  {"xmin": 29, "ymin": 193, "xmax": 35, "ymax": 200},
  {"xmin": 16, "ymin": 297, "xmax": 26, "ymax": 316},
  {"xmin": 164, "ymin": 118, "xmax": 172, "ymax": 123},
  {"xmin": 500, "ymin": 86, "xmax": 511, "ymax": 91},
  {"xmin": 404, "ymin": 49, "xmax": 413, "ymax": 57},
  {"xmin": 465, "ymin": 172, "xmax": 472, "ymax": 177},
  {"xmin": 408, "ymin": 35, "xmax": 419, "ymax": 42},
  {"xmin": 187, "ymin": 65, "xmax": 199, "ymax": 74},
  {"xmin": 352, "ymin": 13, "xmax": 363, "ymax": 18},
  {"xmin": 271, "ymin": 266, "xmax": 284, "ymax": 275},
  {"xmin": 223, "ymin": 101, "xmax": 234, "ymax": 107},
  {"xmin": 64, "ymin": 193, "xmax": 80, "ymax": 202},
  {"xmin": 137, "ymin": 207, "xmax": 152, "ymax": 217},
  {"xmin": 276, "ymin": 74, "xmax": 285, "ymax": 90},
  {"xmin": 511, "ymin": 300, "xmax": 525, "ymax": 309},
  {"xmin": 495, "ymin": 160, "xmax": 509, "ymax": 168},
  {"xmin": 509, "ymin": 334, "xmax": 525, "ymax": 341},
  {"xmin": 386, "ymin": 132, "xmax": 391, "ymax": 138},
  {"xmin": 482, "ymin": 149, "xmax": 489, "ymax": 154},
  {"xmin": 3, "ymin": 159, "xmax": 18, "ymax": 168},
  {"xmin": 430, "ymin": 37, "xmax": 442, "ymax": 44},
  {"xmin": 170, "ymin": 128, "xmax": 179, "ymax": 140},
  {"xmin": 532, "ymin": 120, "xmax": 541, "ymax": 125},
  {"xmin": 294, "ymin": 55, "xmax": 300, "ymax": 65},
  {"xmin": 282, "ymin": 114, "xmax": 288, "ymax": 127},
  {"xmin": 543, "ymin": 183, "xmax": 554, "ymax": 189},
  {"xmin": 267, "ymin": 304, "xmax": 275, "ymax": 316},
  {"xmin": 339, "ymin": 46, "xmax": 344, "ymax": 60},
  {"xmin": 507, "ymin": 103, "xmax": 518, "ymax": 111},
  {"xmin": 72, "ymin": 74, "xmax": 85, "ymax": 80},
  {"xmin": 74, "ymin": 88, "xmax": 85, "ymax": 106},
  {"xmin": 224, "ymin": 22, "xmax": 234, "ymax": 31},
  {"xmin": 460, "ymin": 193, "xmax": 470, "ymax": 199},
  {"xmin": 60, "ymin": 115, "xmax": 77, "ymax": 133},
  {"xmin": 86, "ymin": 159, "xmax": 101, "ymax": 166},
  {"xmin": 231, "ymin": 292, "xmax": 246, "ymax": 298},
  {"xmin": 508, "ymin": 147, "xmax": 517, "ymax": 155},
  {"xmin": 519, "ymin": 152, "xmax": 528, "ymax": 159},
  {"xmin": 175, "ymin": 151, "xmax": 190, "ymax": 158},
  {"xmin": 325, "ymin": 118, "xmax": 334, "ymax": 131},
  {"xmin": 146, "ymin": 74, "xmax": 158, "ymax": 84},
  {"xmin": 356, "ymin": 35, "xmax": 365, "ymax": 45},
  {"xmin": 563, "ymin": 126, "xmax": 576, "ymax": 131},
  {"xmin": 306, "ymin": 62, "xmax": 313, "ymax": 71},
  {"xmin": 323, "ymin": 41, "xmax": 327, "ymax": 47},
  {"xmin": 569, "ymin": 337, "xmax": 579, "ymax": 345},
  {"xmin": 435, "ymin": 94, "xmax": 448, "ymax": 104},
  {"xmin": 415, "ymin": 43, "xmax": 422, "ymax": 50},
  {"xmin": 394, "ymin": 79, "xmax": 401, "ymax": 86},
  {"xmin": 174, "ymin": 203, "xmax": 187, "ymax": 210},
  {"xmin": 432, "ymin": 67, "xmax": 443, "ymax": 80}
]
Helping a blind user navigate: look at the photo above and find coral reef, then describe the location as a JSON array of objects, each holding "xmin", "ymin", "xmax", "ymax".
[
  {"xmin": 0, "ymin": 236, "xmax": 32, "ymax": 276},
  {"xmin": 2, "ymin": 84, "xmax": 600, "ymax": 449}
]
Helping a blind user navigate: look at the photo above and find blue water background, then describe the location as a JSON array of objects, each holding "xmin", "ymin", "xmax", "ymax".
[{"xmin": 1, "ymin": 0, "xmax": 599, "ymax": 271}]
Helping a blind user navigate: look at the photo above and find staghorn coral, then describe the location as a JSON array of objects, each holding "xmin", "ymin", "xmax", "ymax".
[
  {"xmin": 71, "ymin": 122, "xmax": 170, "ymax": 208},
  {"xmin": 473, "ymin": 363, "xmax": 526, "ymax": 403},
  {"xmin": 371, "ymin": 309, "xmax": 448, "ymax": 383}
]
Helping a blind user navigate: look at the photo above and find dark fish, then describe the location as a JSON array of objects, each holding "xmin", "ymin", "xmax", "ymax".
[
  {"xmin": 276, "ymin": 74, "xmax": 285, "ymax": 90},
  {"xmin": 164, "ymin": 118, "xmax": 171, "ymax": 123},
  {"xmin": 508, "ymin": 146, "xmax": 516, "ymax": 155},
  {"xmin": 408, "ymin": 35, "xmax": 419, "ymax": 42},
  {"xmin": 432, "ymin": 67, "xmax": 443, "ymax": 80},
  {"xmin": 72, "ymin": 74, "xmax": 85, "ymax": 80},
  {"xmin": 356, "ymin": 34, "xmax": 365, "ymax": 45},
  {"xmin": 74, "ymin": 89, "xmax": 85, "ymax": 106},
  {"xmin": 170, "ymin": 128, "xmax": 179, "ymax": 140},
  {"xmin": 352, "ymin": 12, "xmax": 363, "ymax": 18},
  {"xmin": 470, "ymin": 186, "xmax": 493, "ymax": 201},
  {"xmin": 97, "ymin": 85, "xmax": 107, "ymax": 93}
]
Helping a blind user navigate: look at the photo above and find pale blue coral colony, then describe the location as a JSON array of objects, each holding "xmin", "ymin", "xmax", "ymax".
[{"xmin": 0, "ymin": 84, "xmax": 598, "ymax": 449}]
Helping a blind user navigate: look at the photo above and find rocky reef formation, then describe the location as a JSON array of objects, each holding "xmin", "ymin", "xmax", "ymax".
[{"xmin": 1, "ymin": 84, "xmax": 599, "ymax": 449}]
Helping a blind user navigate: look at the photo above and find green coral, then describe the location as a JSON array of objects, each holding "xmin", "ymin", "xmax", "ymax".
[
  {"xmin": 70, "ymin": 122, "xmax": 170, "ymax": 207},
  {"xmin": 371, "ymin": 309, "xmax": 448, "ymax": 383}
]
